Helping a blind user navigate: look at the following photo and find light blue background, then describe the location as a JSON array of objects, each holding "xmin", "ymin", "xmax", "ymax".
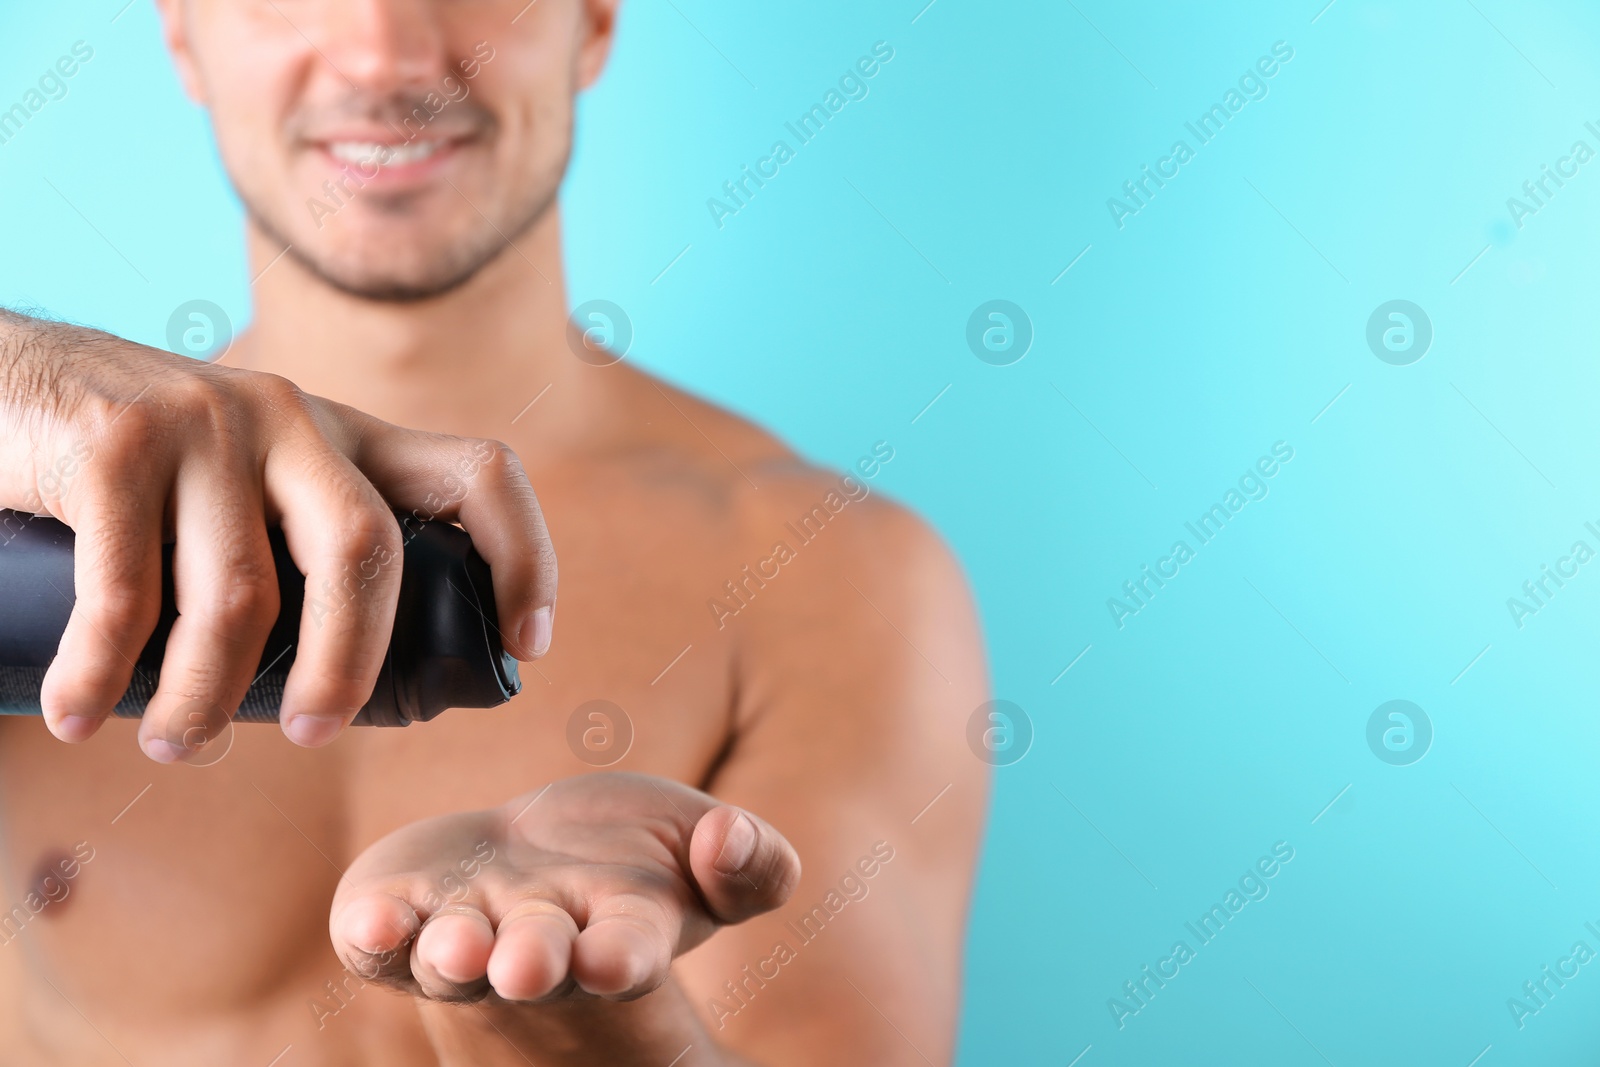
[{"xmin": 5, "ymin": 1, "xmax": 1600, "ymax": 1063}]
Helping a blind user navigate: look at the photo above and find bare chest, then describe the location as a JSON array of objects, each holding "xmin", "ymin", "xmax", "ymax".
[{"xmin": 0, "ymin": 475, "xmax": 744, "ymax": 1060}]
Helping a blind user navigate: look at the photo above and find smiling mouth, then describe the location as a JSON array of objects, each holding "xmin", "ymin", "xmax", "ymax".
[
  {"xmin": 325, "ymin": 139, "xmax": 450, "ymax": 168},
  {"xmin": 306, "ymin": 135, "xmax": 480, "ymax": 198}
]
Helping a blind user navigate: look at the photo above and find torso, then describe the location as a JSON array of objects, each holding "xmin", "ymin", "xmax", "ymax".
[{"xmin": 0, "ymin": 374, "xmax": 804, "ymax": 1065}]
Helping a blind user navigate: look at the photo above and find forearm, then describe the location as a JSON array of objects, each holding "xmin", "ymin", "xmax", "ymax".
[{"xmin": 418, "ymin": 976, "xmax": 760, "ymax": 1067}]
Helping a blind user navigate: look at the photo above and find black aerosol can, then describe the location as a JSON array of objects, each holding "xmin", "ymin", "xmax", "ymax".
[{"xmin": 0, "ymin": 510, "xmax": 520, "ymax": 725}]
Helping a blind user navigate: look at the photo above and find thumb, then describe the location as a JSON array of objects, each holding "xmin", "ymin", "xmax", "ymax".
[{"xmin": 689, "ymin": 806, "xmax": 802, "ymax": 925}]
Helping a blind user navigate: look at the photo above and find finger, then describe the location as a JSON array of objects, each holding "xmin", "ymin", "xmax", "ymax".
[
  {"xmin": 571, "ymin": 894, "xmax": 677, "ymax": 1000},
  {"xmin": 39, "ymin": 481, "xmax": 167, "ymax": 742},
  {"xmin": 342, "ymin": 417, "xmax": 557, "ymax": 661},
  {"xmin": 689, "ymin": 807, "xmax": 802, "ymax": 925},
  {"xmin": 138, "ymin": 463, "xmax": 278, "ymax": 763},
  {"xmin": 263, "ymin": 437, "xmax": 403, "ymax": 746},
  {"xmin": 486, "ymin": 900, "xmax": 579, "ymax": 1002},
  {"xmin": 411, "ymin": 906, "xmax": 496, "ymax": 1001},
  {"xmin": 331, "ymin": 891, "xmax": 421, "ymax": 985}
]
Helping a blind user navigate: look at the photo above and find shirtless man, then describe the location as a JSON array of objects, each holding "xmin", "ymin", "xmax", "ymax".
[{"xmin": 0, "ymin": 1, "xmax": 987, "ymax": 1063}]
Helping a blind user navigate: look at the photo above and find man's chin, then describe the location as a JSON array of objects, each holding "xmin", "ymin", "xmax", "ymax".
[
  {"xmin": 262, "ymin": 230, "xmax": 509, "ymax": 303},
  {"xmin": 291, "ymin": 250, "xmax": 490, "ymax": 303},
  {"xmin": 243, "ymin": 189, "xmax": 556, "ymax": 303}
]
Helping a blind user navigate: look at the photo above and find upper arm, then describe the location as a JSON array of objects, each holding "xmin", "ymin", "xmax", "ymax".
[{"xmin": 675, "ymin": 490, "xmax": 989, "ymax": 1065}]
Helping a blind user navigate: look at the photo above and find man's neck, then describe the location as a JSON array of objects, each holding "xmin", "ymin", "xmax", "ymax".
[{"xmin": 230, "ymin": 207, "xmax": 597, "ymax": 450}]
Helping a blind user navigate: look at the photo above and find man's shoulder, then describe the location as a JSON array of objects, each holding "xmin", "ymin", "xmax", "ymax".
[{"xmin": 620, "ymin": 368, "xmax": 962, "ymax": 594}]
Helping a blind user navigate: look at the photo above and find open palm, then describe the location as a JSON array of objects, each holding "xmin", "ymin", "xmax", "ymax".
[{"xmin": 328, "ymin": 772, "xmax": 801, "ymax": 1004}]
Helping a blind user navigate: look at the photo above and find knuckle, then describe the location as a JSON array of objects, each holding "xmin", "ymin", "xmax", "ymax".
[
  {"xmin": 155, "ymin": 375, "xmax": 232, "ymax": 432},
  {"xmin": 169, "ymin": 372, "xmax": 227, "ymax": 411},
  {"xmin": 87, "ymin": 585, "xmax": 158, "ymax": 641},
  {"xmin": 80, "ymin": 392, "xmax": 163, "ymax": 460},
  {"xmin": 478, "ymin": 439, "xmax": 526, "ymax": 484},
  {"xmin": 333, "ymin": 503, "xmax": 402, "ymax": 564},
  {"xmin": 152, "ymin": 660, "xmax": 229, "ymax": 704},
  {"xmin": 251, "ymin": 372, "xmax": 331, "ymax": 442},
  {"xmin": 479, "ymin": 437, "xmax": 517, "ymax": 466},
  {"xmin": 86, "ymin": 374, "xmax": 238, "ymax": 460},
  {"xmin": 199, "ymin": 569, "xmax": 281, "ymax": 634},
  {"xmin": 445, "ymin": 436, "xmax": 519, "ymax": 488},
  {"xmin": 85, "ymin": 388, "xmax": 151, "ymax": 434},
  {"xmin": 249, "ymin": 371, "xmax": 312, "ymax": 417}
]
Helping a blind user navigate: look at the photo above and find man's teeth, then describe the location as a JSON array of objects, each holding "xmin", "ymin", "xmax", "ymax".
[{"xmin": 327, "ymin": 140, "xmax": 445, "ymax": 167}]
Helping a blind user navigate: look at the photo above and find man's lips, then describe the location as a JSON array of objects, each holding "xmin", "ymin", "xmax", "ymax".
[{"xmin": 310, "ymin": 135, "xmax": 474, "ymax": 190}]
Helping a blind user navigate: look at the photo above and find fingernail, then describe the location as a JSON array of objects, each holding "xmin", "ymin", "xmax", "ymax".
[
  {"xmin": 715, "ymin": 812, "xmax": 757, "ymax": 874},
  {"xmin": 524, "ymin": 606, "xmax": 553, "ymax": 658},
  {"xmin": 143, "ymin": 738, "xmax": 188, "ymax": 764},
  {"xmin": 284, "ymin": 714, "xmax": 343, "ymax": 748}
]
